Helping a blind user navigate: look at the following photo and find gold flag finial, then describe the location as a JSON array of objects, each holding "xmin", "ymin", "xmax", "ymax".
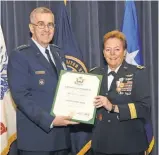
[{"xmin": 64, "ymin": 0, "xmax": 67, "ymax": 6}]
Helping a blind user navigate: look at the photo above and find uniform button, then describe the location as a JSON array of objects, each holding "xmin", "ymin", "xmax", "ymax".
[
  {"xmin": 108, "ymin": 111, "xmax": 110, "ymax": 113},
  {"xmin": 105, "ymin": 93, "xmax": 108, "ymax": 95},
  {"xmin": 108, "ymin": 120, "xmax": 111, "ymax": 123}
]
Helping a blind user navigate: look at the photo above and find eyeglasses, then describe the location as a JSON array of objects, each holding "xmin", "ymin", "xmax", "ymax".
[{"xmin": 31, "ymin": 21, "xmax": 55, "ymax": 29}]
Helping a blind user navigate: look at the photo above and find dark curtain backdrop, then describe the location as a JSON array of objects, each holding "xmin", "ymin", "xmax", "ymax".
[{"xmin": 1, "ymin": 1, "xmax": 158, "ymax": 155}]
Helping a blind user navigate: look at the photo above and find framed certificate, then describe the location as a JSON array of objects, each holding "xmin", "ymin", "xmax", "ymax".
[{"xmin": 50, "ymin": 70, "xmax": 103, "ymax": 124}]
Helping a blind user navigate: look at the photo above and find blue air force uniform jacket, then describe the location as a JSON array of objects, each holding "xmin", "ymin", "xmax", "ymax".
[
  {"xmin": 90, "ymin": 62, "xmax": 150, "ymax": 154},
  {"xmin": 7, "ymin": 39, "xmax": 70, "ymax": 151}
]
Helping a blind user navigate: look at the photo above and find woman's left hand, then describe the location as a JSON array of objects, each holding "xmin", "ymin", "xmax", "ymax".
[{"xmin": 94, "ymin": 95, "xmax": 112, "ymax": 111}]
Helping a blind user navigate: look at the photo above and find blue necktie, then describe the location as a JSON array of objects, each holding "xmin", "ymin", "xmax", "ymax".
[{"xmin": 45, "ymin": 49, "xmax": 57, "ymax": 74}]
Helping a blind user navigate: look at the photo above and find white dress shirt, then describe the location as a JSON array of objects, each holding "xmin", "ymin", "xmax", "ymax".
[
  {"xmin": 32, "ymin": 38, "xmax": 56, "ymax": 65},
  {"xmin": 107, "ymin": 65, "xmax": 121, "ymax": 91}
]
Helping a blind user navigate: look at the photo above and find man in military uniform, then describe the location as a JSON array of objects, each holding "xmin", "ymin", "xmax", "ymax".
[
  {"xmin": 7, "ymin": 7, "xmax": 78, "ymax": 155},
  {"xmin": 90, "ymin": 30, "xmax": 150, "ymax": 155}
]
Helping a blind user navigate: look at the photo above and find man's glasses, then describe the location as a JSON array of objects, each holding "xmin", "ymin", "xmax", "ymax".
[{"xmin": 31, "ymin": 21, "xmax": 55, "ymax": 29}]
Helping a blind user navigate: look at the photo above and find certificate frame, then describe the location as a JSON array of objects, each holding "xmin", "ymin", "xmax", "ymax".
[{"xmin": 50, "ymin": 70, "xmax": 103, "ymax": 124}]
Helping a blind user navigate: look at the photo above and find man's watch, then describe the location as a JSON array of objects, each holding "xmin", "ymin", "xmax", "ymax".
[{"xmin": 110, "ymin": 104, "xmax": 115, "ymax": 113}]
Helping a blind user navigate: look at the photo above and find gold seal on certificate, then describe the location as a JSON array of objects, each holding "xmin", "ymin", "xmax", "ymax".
[{"xmin": 50, "ymin": 70, "xmax": 103, "ymax": 124}]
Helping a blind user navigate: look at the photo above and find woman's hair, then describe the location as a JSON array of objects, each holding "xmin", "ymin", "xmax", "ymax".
[{"xmin": 103, "ymin": 30, "xmax": 127, "ymax": 49}]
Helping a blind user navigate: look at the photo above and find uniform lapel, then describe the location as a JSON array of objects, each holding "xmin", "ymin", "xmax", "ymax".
[
  {"xmin": 103, "ymin": 65, "xmax": 109, "ymax": 92},
  {"xmin": 109, "ymin": 61, "xmax": 128, "ymax": 92},
  {"xmin": 29, "ymin": 39, "xmax": 53, "ymax": 73},
  {"xmin": 50, "ymin": 46, "xmax": 64, "ymax": 76}
]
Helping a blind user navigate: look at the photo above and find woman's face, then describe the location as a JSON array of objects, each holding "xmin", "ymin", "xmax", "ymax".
[{"xmin": 103, "ymin": 37, "xmax": 126, "ymax": 70}]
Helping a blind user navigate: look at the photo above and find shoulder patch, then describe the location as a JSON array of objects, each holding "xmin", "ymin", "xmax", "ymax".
[
  {"xmin": 50, "ymin": 44, "xmax": 61, "ymax": 49},
  {"xmin": 136, "ymin": 65, "xmax": 145, "ymax": 69},
  {"xmin": 16, "ymin": 44, "xmax": 30, "ymax": 51},
  {"xmin": 89, "ymin": 67, "xmax": 98, "ymax": 72}
]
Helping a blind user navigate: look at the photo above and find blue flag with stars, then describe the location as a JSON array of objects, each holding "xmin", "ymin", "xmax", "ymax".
[
  {"xmin": 122, "ymin": 0, "xmax": 143, "ymax": 65},
  {"xmin": 122, "ymin": 1, "xmax": 154, "ymax": 154}
]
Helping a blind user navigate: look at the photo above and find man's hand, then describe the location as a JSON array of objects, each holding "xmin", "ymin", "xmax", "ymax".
[{"xmin": 53, "ymin": 116, "xmax": 79, "ymax": 126}]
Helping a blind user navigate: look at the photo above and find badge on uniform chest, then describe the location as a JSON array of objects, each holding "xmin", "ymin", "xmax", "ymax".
[
  {"xmin": 39, "ymin": 79, "xmax": 45, "ymax": 85},
  {"xmin": 116, "ymin": 74, "xmax": 133, "ymax": 95}
]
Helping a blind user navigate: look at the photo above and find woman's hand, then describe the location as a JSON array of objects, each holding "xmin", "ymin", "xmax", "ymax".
[{"xmin": 94, "ymin": 95, "xmax": 112, "ymax": 111}]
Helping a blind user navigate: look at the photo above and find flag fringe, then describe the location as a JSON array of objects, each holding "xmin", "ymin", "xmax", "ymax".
[
  {"xmin": 147, "ymin": 136, "xmax": 155, "ymax": 153},
  {"xmin": 77, "ymin": 140, "xmax": 91, "ymax": 155},
  {"xmin": 1, "ymin": 133, "xmax": 17, "ymax": 155}
]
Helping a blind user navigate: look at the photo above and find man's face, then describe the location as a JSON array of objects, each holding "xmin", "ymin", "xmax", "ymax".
[
  {"xmin": 103, "ymin": 38, "xmax": 126, "ymax": 70},
  {"xmin": 29, "ymin": 13, "xmax": 54, "ymax": 47}
]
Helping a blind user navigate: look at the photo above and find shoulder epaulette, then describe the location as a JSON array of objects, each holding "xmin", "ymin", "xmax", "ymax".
[
  {"xmin": 89, "ymin": 67, "xmax": 98, "ymax": 72},
  {"xmin": 50, "ymin": 44, "xmax": 61, "ymax": 49},
  {"xmin": 136, "ymin": 65, "xmax": 145, "ymax": 69},
  {"xmin": 16, "ymin": 44, "xmax": 30, "ymax": 51}
]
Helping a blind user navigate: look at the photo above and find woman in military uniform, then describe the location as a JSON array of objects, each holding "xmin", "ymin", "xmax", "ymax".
[{"xmin": 91, "ymin": 30, "xmax": 150, "ymax": 155}]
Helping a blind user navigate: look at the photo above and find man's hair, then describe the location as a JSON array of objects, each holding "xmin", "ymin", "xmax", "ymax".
[
  {"xmin": 30, "ymin": 7, "xmax": 54, "ymax": 23},
  {"xmin": 103, "ymin": 30, "xmax": 127, "ymax": 49}
]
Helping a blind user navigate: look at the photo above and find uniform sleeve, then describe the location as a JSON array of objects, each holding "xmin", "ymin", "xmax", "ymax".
[
  {"xmin": 118, "ymin": 68, "xmax": 151, "ymax": 122},
  {"xmin": 7, "ymin": 50, "xmax": 54, "ymax": 133}
]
